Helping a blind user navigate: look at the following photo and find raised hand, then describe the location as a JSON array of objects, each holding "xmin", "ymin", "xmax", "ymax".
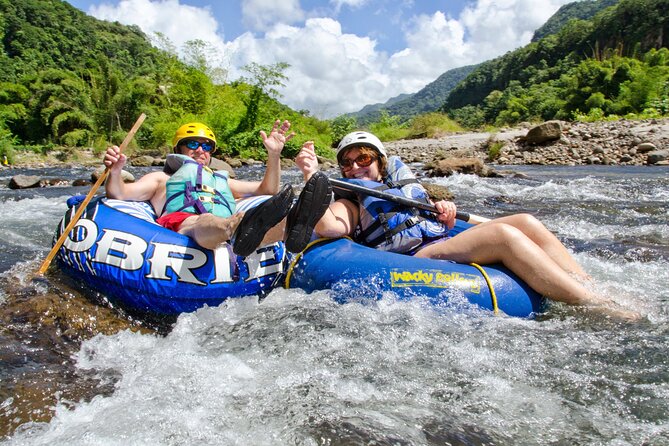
[
  {"xmin": 260, "ymin": 119, "xmax": 295, "ymax": 156},
  {"xmin": 104, "ymin": 145, "xmax": 127, "ymax": 173},
  {"xmin": 295, "ymin": 141, "xmax": 320, "ymax": 180}
]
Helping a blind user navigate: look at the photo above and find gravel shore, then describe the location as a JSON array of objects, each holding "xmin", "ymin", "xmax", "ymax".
[
  {"xmin": 384, "ymin": 118, "xmax": 669, "ymax": 168},
  {"xmin": 4, "ymin": 118, "xmax": 668, "ymax": 173}
]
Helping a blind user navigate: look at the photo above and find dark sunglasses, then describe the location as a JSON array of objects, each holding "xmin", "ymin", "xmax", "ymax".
[
  {"xmin": 183, "ymin": 140, "xmax": 214, "ymax": 152},
  {"xmin": 339, "ymin": 153, "xmax": 376, "ymax": 170}
]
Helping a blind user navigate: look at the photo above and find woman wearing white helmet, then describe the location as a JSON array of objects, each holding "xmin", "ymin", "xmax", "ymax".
[{"xmin": 294, "ymin": 131, "xmax": 639, "ymax": 319}]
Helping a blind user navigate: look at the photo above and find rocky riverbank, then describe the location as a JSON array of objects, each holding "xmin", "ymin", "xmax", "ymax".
[{"xmin": 384, "ymin": 118, "xmax": 669, "ymax": 176}]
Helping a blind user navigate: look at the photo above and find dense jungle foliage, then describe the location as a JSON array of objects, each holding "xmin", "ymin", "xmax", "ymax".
[
  {"xmin": 0, "ymin": 0, "xmax": 331, "ymax": 163},
  {"xmin": 442, "ymin": 0, "xmax": 669, "ymax": 127}
]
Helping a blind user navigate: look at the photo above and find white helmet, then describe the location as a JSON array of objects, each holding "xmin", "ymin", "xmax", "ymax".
[{"xmin": 336, "ymin": 131, "xmax": 387, "ymax": 161}]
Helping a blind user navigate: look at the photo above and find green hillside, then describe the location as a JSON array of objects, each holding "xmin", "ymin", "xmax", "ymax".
[
  {"xmin": 0, "ymin": 0, "xmax": 332, "ymax": 163},
  {"xmin": 442, "ymin": 0, "xmax": 669, "ymax": 127},
  {"xmin": 532, "ymin": 0, "xmax": 621, "ymax": 41},
  {"xmin": 348, "ymin": 64, "xmax": 477, "ymax": 125}
]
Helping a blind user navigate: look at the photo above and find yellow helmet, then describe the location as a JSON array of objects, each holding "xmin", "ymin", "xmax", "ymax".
[{"xmin": 172, "ymin": 122, "xmax": 217, "ymax": 149}]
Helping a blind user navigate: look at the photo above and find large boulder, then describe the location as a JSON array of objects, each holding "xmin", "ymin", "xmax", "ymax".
[
  {"xmin": 9, "ymin": 175, "xmax": 41, "ymax": 189},
  {"xmin": 422, "ymin": 182, "xmax": 453, "ymax": 201},
  {"xmin": 524, "ymin": 120, "xmax": 563, "ymax": 145},
  {"xmin": 8, "ymin": 175, "xmax": 72, "ymax": 189},
  {"xmin": 426, "ymin": 157, "xmax": 497, "ymax": 177},
  {"xmin": 209, "ymin": 157, "xmax": 235, "ymax": 178},
  {"xmin": 130, "ymin": 155, "xmax": 157, "ymax": 167}
]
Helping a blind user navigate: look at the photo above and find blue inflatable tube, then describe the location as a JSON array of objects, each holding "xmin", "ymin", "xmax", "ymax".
[
  {"xmin": 285, "ymin": 221, "xmax": 545, "ymax": 318},
  {"xmin": 54, "ymin": 197, "xmax": 288, "ymax": 316}
]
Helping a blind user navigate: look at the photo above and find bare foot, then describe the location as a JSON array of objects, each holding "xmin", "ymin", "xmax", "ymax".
[
  {"xmin": 223, "ymin": 212, "xmax": 245, "ymax": 240},
  {"xmin": 585, "ymin": 303, "xmax": 643, "ymax": 322}
]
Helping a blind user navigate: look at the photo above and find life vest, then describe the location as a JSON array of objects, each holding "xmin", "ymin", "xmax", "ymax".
[
  {"xmin": 338, "ymin": 156, "xmax": 449, "ymax": 254},
  {"xmin": 162, "ymin": 154, "xmax": 235, "ymax": 218}
]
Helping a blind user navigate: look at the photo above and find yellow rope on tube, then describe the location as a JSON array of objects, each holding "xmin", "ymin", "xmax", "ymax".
[
  {"xmin": 284, "ymin": 238, "xmax": 343, "ymax": 288},
  {"xmin": 469, "ymin": 262, "xmax": 499, "ymax": 315}
]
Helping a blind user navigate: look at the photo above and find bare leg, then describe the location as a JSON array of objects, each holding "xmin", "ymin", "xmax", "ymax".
[
  {"xmin": 416, "ymin": 222, "xmax": 596, "ymax": 304},
  {"xmin": 314, "ymin": 199, "xmax": 359, "ymax": 238},
  {"xmin": 416, "ymin": 222, "xmax": 641, "ymax": 320},
  {"xmin": 261, "ymin": 219, "xmax": 287, "ymax": 246},
  {"xmin": 177, "ymin": 213, "xmax": 244, "ymax": 250},
  {"xmin": 179, "ymin": 213, "xmax": 289, "ymax": 251},
  {"xmin": 464, "ymin": 214, "xmax": 588, "ymax": 279}
]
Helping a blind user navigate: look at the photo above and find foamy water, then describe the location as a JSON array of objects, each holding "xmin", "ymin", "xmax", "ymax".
[{"xmin": 1, "ymin": 165, "xmax": 668, "ymax": 445}]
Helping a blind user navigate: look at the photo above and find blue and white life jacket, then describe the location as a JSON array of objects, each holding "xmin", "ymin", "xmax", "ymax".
[
  {"xmin": 162, "ymin": 154, "xmax": 235, "ymax": 218},
  {"xmin": 338, "ymin": 156, "xmax": 449, "ymax": 254}
]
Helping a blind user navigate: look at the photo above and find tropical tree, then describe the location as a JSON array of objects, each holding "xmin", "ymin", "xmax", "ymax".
[{"xmin": 27, "ymin": 68, "xmax": 95, "ymax": 146}]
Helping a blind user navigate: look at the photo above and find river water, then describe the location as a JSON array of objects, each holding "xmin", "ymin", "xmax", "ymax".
[{"xmin": 0, "ymin": 164, "xmax": 667, "ymax": 445}]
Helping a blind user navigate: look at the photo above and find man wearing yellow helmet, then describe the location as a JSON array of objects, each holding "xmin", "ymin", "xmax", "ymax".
[{"xmin": 104, "ymin": 119, "xmax": 332, "ymax": 256}]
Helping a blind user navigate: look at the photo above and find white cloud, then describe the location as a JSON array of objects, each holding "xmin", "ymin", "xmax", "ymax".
[
  {"xmin": 241, "ymin": 0, "xmax": 305, "ymax": 31},
  {"xmin": 226, "ymin": 18, "xmax": 388, "ymax": 117},
  {"xmin": 90, "ymin": 0, "xmax": 227, "ymax": 55},
  {"xmin": 387, "ymin": 12, "xmax": 470, "ymax": 92},
  {"xmin": 460, "ymin": 0, "xmax": 575, "ymax": 59},
  {"xmin": 85, "ymin": 0, "xmax": 577, "ymax": 118},
  {"xmin": 330, "ymin": 0, "xmax": 368, "ymax": 13}
]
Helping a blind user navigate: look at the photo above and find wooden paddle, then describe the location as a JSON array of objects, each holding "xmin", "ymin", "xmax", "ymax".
[
  {"xmin": 328, "ymin": 178, "xmax": 491, "ymax": 225},
  {"xmin": 37, "ymin": 113, "xmax": 147, "ymax": 275}
]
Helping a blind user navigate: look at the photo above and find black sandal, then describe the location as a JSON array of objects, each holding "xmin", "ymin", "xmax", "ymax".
[
  {"xmin": 232, "ymin": 184, "xmax": 295, "ymax": 257},
  {"xmin": 284, "ymin": 172, "xmax": 333, "ymax": 253}
]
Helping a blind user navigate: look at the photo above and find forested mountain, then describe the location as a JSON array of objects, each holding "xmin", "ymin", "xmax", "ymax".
[
  {"xmin": 346, "ymin": 93, "xmax": 411, "ymax": 124},
  {"xmin": 442, "ymin": 0, "xmax": 669, "ymax": 127},
  {"xmin": 0, "ymin": 0, "xmax": 164, "ymax": 82},
  {"xmin": 0, "ymin": 0, "xmax": 327, "ymax": 161},
  {"xmin": 0, "ymin": 0, "xmax": 170, "ymax": 149},
  {"xmin": 532, "ymin": 0, "xmax": 621, "ymax": 41},
  {"xmin": 347, "ymin": 65, "xmax": 477, "ymax": 125}
]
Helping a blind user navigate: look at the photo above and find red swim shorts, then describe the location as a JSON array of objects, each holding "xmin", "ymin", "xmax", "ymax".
[{"xmin": 156, "ymin": 212, "xmax": 194, "ymax": 232}]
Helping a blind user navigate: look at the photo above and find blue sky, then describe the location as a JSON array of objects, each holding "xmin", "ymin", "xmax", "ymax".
[{"xmin": 64, "ymin": 0, "xmax": 578, "ymax": 118}]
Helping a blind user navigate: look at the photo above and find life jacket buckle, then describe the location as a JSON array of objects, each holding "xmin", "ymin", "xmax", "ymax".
[
  {"xmin": 198, "ymin": 196, "xmax": 214, "ymax": 203},
  {"xmin": 406, "ymin": 215, "xmax": 421, "ymax": 228},
  {"xmin": 201, "ymin": 184, "xmax": 215, "ymax": 194}
]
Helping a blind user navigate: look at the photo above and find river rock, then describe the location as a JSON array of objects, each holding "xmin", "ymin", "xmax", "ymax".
[
  {"xmin": 130, "ymin": 155, "xmax": 156, "ymax": 167},
  {"xmin": 8, "ymin": 175, "xmax": 72, "ymax": 189},
  {"xmin": 422, "ymin": 182, "xmax": 453, "ymax": 201},
  {"xmin": 91, "ymin": 167, "xmax": 135, "ymax": 183},
  {"xmin": 209, "ymin": 157, "xmax": 235, "ymax": 177},
  {"xmin": 637, "ymin": 142, "xmax": 657, "ymax": 153},
  {"xmin": 646, "ymin": 150, "xmax": 669, "ymax": 165},
  {"xmin": 523, "ymin": 120, "xmax": 563, "ymax": 145},
  {"xmin": 224, "ymin": 157, "xmax": 243, "ymax": 168},
  {"xmin": 9, "ymin": 175, "xmax": 42, "ymax": 189},
  {"xmin": 425, "ymin": 157, "xmax": 497, "ymax": 178}
]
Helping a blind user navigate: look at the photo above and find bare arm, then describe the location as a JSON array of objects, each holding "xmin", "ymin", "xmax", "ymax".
[
  {"xmin": 229, "ymin": 119, "xmax": 294, "ymax": 198},
  {"xmin": 103, "ymin": 145, "xmax": 166, "ymax": 202}
]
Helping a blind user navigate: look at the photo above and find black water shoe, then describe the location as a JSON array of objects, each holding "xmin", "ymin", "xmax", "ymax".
[
  {"xmin": 232, "ymin": 184, "xmax": 295, "ymax": 257},
  {"xmin": 284, "ymin": 172, "xmax": 333, "ymax": 253}
]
